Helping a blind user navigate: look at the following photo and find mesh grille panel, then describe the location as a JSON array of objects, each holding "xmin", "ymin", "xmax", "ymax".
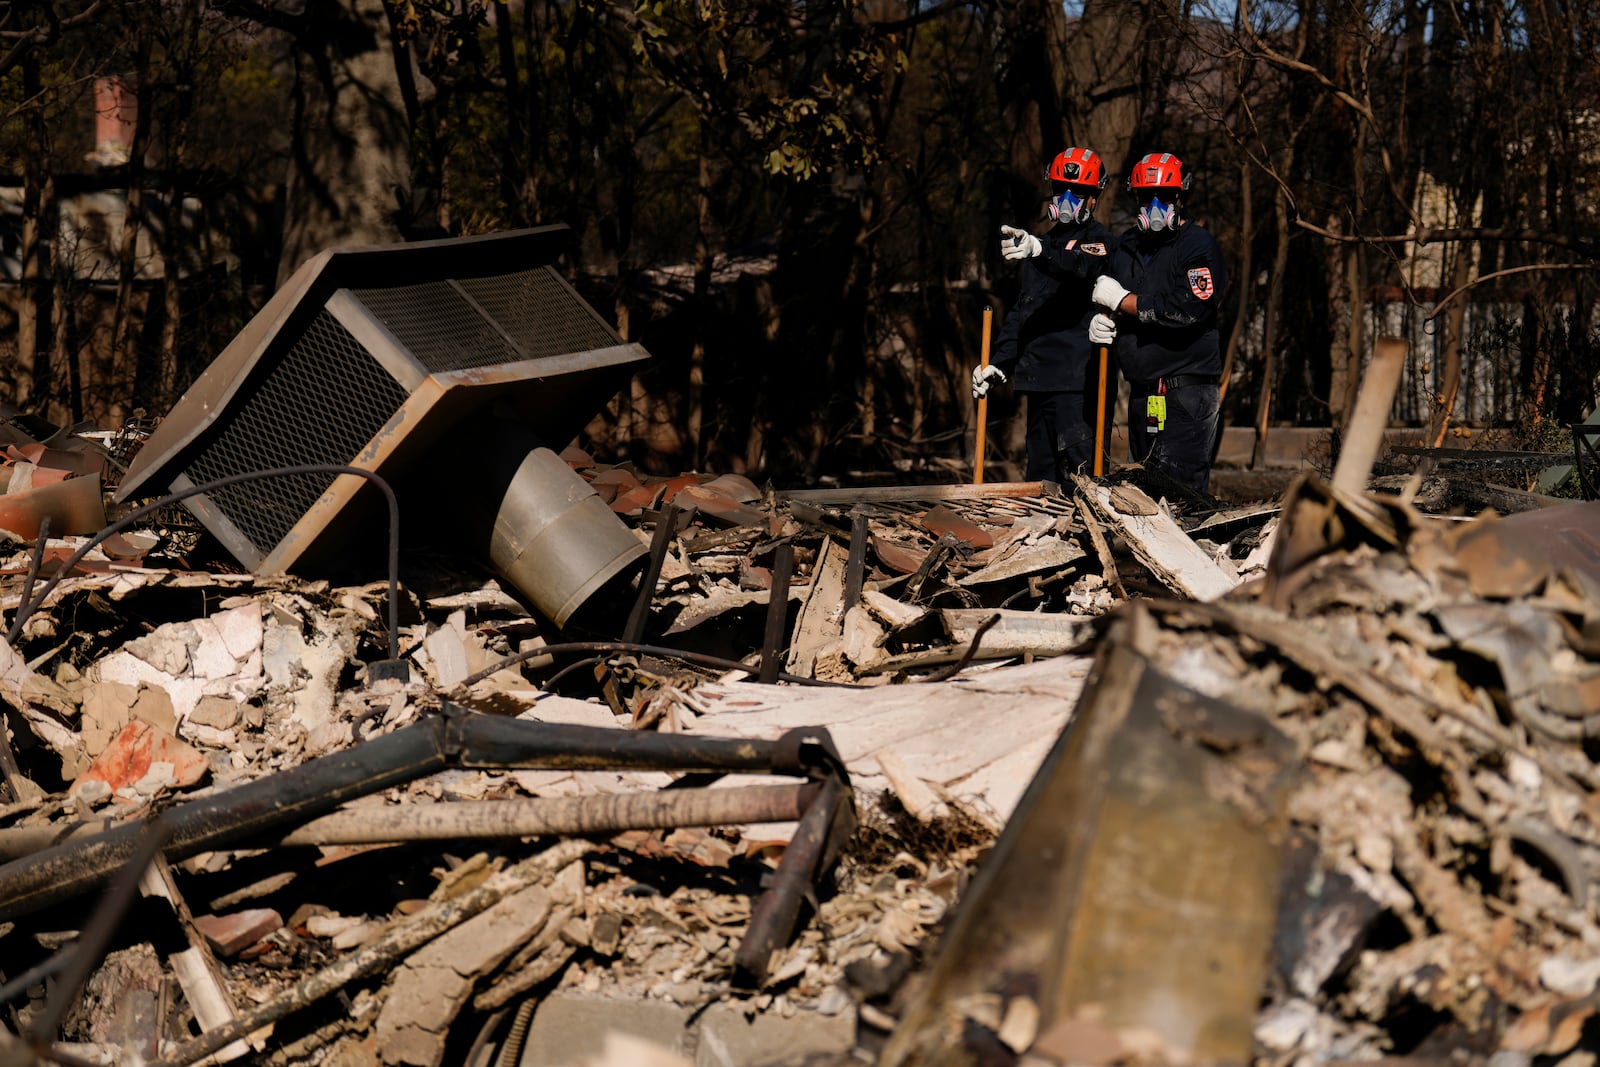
[
  {"xmin": 457, "ymin": 268, "xmax": 618, "ymax": 359},
  {"xmin": 184, "ymin": 311, "xmax": 411, "ymax": 556},
  {"xmin": 350, "ymin": 281, "xmax": 524, "ymax": 373},
  {"xmin": 351, "ymin": 268, "xmax": 617, "ymax": 372}
]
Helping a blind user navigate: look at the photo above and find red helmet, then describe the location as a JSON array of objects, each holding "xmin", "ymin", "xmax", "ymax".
[
  {"xmin": 1046, "ymin": 147, "xmax": 1107, "ymax": 192},
  {"xmin": 1127, "ymin": 152, "xmax": 1193, "ymax": 193}
]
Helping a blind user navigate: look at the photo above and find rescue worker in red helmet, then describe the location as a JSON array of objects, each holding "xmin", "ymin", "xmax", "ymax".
[
  {"xmin": 1090, "ymin": 151, "xmax": 1229, "ymax": 494},
  {"xmin": 973, "ymin": 147, "xmax": 1120, "ymax": 482}
]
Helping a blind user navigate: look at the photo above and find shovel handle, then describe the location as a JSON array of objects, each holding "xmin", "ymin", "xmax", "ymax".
[
  {"xmin": 1093, "ymin": 343, "xmax": 1110, "ymax": 477},
  {"xmin": 975, "ymin": 306, "xmax": 993, "ymax": 485}
]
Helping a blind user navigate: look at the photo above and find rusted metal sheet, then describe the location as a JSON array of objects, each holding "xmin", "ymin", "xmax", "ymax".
[
  {"xmin": 1436, "ymin": 498, "xmax": 1600, "ymax": 601},
  {"xmin": 881, "ymin": 606, "xmax": 1297, "ymax": 1066},
  {"xmin": 869, "ymin": 534, "xmax": 925, "ymax": 575},
  {"xmin": 919, "ymin": 503, "xmax": 994, "ymax": 550},
  {"xmin": 0, "ymin": 471, "xmax": 106, "ymax": 539}
]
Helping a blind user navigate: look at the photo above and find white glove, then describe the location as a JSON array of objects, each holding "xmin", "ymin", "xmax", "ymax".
[
  {"xmin": 1092, "ymin": 275, "xmax": 1132, "ymax": 311},
  {"xmin": 1088, "ymin": 312, "xmax": 1117, "ymax": 346},
  {"xmin": 971, "ymin": 363, "xmax": 1008, "ymax": 399},
  {"xmin": 1000, "ymin": 225, "xmax": 1042, "ymax": 261}
]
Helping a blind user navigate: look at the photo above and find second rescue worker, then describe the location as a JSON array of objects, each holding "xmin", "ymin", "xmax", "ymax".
[{"xmin": 1091, "ymin": 152, "xmax": 1229, "ymax": 493}]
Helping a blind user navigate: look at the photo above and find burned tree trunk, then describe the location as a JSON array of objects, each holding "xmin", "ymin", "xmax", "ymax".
[{"xmin": 277, "ymin": 0, "xmax": 428, "ymax": 285}]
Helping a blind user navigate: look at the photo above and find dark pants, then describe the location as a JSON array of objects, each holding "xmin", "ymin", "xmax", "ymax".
[
  {"xmin": 1128, "ymin": 381, "xmax": 1221, "ymax": 492},
  {"xmin": 1023, "ymin": 390, "xmax": 1110, "ymax": 484}
]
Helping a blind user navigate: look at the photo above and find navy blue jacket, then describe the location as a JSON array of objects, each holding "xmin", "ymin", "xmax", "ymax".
[
  {"xmin": 992, "ymin": 219, "xmax": 1116, "ymax": 393},
  {"xmin": 1106, "ymin": 221, "xmax": 1228, "ymax": 386}
]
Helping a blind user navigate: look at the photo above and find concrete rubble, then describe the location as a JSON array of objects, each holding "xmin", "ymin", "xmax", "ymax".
[{"xmin": 0, "ymin": 407, "xmax": 1595, "ymax": 1067}]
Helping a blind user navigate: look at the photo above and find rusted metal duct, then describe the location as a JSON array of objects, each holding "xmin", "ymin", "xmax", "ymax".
[{"xmin": 114, "ymin": 227, "xmax": 648, "ymax": 626}]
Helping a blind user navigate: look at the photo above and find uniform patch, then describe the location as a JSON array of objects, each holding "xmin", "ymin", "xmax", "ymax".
[
  {"xmin": 1081, "ymin": 242, "xmax": 1107, "ymax": 256},
  {"xmin": 1064, "ymin": 240, "xmax": 1077, "ymax": 250},
  {"xmin": 1188, "ymin": 266, "xmax": 1214, "ymax": 299}
]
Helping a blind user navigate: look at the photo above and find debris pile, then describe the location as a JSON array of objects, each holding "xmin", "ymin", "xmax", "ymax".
[
  {"xmin": 878, "ymin": 478, "xmax": 1600, "ymax": 1066},
  {"xmin": 562, "ymin": 447, "xmax": 1262, "ymax": 696},
  {"xmin": 1240, "ymin": 485, "xmax": 1600, "ymax": 1065},
  {"xmin": 0, "ymin": 408, "xmax": 1597, "ymax": 1067}
]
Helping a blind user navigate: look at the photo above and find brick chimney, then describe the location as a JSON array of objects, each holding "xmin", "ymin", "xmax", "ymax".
[{"xmin": 87, "ymin": 76, "xmax": 137, "ymax": 166}]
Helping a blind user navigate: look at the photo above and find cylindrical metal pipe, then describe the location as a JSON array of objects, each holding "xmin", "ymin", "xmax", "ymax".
[
  {"xmin": 272, "ymin": 783, "xmax": 816, "ymax": 846},
  {"xmin": 734, "ymin": 774, "xmax": 853, "ymax": 986},
  {"xmin": 451, "ymin": 711, "xmax": 793, "ymax": 774},
  {"xmin": 0, "ymin": 783, "xmax": 817, "ymax": 858}
]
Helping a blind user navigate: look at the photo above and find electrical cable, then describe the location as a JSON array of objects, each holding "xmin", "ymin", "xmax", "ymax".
[{"xmin": 454, "ymin": 640, "xmax": 853, "ymax": 690}]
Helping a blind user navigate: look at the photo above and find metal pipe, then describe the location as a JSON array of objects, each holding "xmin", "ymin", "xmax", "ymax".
[
  {"xmin": 452, "ymin": 637, "xmax": 849, "ymax": 691},
  {"xmin": 268, "ymin": 783, "xmax": 817, "ymax": 847},
  {"xmin": 760, "ymin": 542, "xmax": 795, "ymax": 684},
  {"xmin": 0, "ymin": 784, "xmax": 819, "ymax": 858},
  {"xmin": 0, "ymin": 708, "xmax": 845, "ymax": 921},
  {"xmin": 733, "ymin": 773, "xmax": 855, "ymax": 986},
  {"xmin": 449, "ymin": 710, "xmax": 806, "ymax": 774},
  {"xmin": 623, "ymin": 502, "xmax": 681, "ymax": 645}
]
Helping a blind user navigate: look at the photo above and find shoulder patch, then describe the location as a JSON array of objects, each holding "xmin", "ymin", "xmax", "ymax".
[
  {"xmin": 1081, "ymin": 242, "xmax": 1107, "ymax": 256},
  {"xmin": 1188, "ymin": 266, "xmax": 1214, "ymax": 299}
]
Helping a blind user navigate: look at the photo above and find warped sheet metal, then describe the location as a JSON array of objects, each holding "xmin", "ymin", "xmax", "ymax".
[{"xmin": 881, "ymin": 608, "xmax": 1298, "ymax": 1066}]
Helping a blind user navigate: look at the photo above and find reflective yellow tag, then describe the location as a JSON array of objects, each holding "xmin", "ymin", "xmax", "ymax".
[{"xmin": 1146, "ymin": 394, "xmax": 1167, "ymax": 432}]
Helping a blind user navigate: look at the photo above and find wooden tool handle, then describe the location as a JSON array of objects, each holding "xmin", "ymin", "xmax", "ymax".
[{"xmin": 974, "ymin": 306, "xmax": 993, "ymax": 485}]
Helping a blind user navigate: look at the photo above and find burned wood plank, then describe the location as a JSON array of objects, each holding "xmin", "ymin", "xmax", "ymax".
[
  {"xmin": 139, "ymin": 856, "xmax": 266, "ymax": 1060},
  {"xmin": 843, "ymin": 512, "xmax": 869, "ymax": 611},
  {"xmin": 678, "ymin": 523, "xmax": 763, "ymax": 554},
  {"xmin": 787, "ymin": 536, "xmax": 848, "ymax": 678},
  {"xmin": 759, "ymin": 542, "xmax": 796, "ymax": 684},
  {"xmin": 905, "ymin": 535, "xmax": 960, "ymax": 603},
  {"xmin": 1074, "ymin": 491, "xmax": 1127, "ymax": 600},
  {"xmin": 955, "ymin": 537, "xmax": 1084, "ymax": 586},
  {"xmin": 1073, "ymin": 476, "xmax": 1236, "ymax": 601},
  {"xmin": 860, "ymin": 589, "xmax": 927, "ymax": 632},
  {"xmin": 940, "ymin": 609, "xmax": 1098, "ymax": 659},
  {"xmin": 860, "ymin": 612, "xmax": 1093, "ymax": 677},
  {"xmin": 874, "ymin": 747, "xmax": 946, "ymax": 822},
  {"xmin": 375, "ymin": 880, "xmax": 554, "ymax": 1067}
]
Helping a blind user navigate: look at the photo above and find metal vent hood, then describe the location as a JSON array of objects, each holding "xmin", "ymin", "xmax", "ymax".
[{"xmin": 117, "ymin": 225, "xmax": 650, "ymax": 626}]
